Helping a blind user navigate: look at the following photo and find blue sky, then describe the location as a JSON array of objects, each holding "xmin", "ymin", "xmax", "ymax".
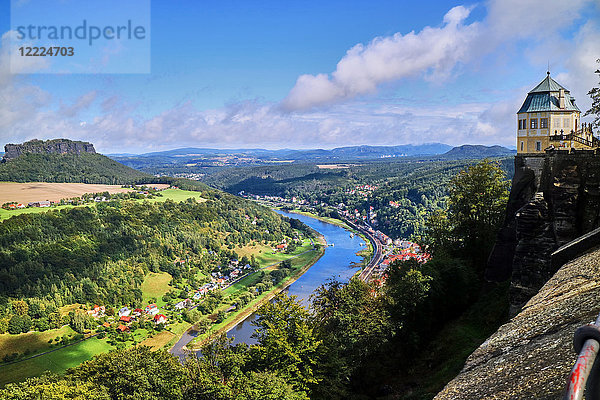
[{"xmin": 1, "ymin": 0, "xmax": 599, "ymax": 153}]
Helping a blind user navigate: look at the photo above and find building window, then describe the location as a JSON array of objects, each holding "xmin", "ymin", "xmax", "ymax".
[
  {"xmin": 531, "ymin": 119, "xmax": 538, "ymax": 129},
  {"xmin": 554, "ymin": 118, "xmax": 561, "ymax": 128},
  {"xmin": 563, "ymin": 118, "xmax": 570, "ymax": 128},
  {"xmin": 536, "ymin": 141, "xmax": 541, "ymax": 151},
  {"xmin": 540, "ymin": 118, "xmax": 548, "ymax": 129},
  {"xmin": 518, "ymin": 119, "xmax": 527, "ymax": 130},
  {"xmin": 520, "ymin": 141, "xmax": 524, "ymax": 152}
]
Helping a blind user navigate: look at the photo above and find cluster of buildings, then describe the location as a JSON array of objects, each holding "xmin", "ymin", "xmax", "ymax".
[
  {"xmin": 345, "ymin": 184, "xmax": 378, "ymax": 198},
  {"xmin": 87, "ymin": 303, "xmax": 168, "ymax": 334}
]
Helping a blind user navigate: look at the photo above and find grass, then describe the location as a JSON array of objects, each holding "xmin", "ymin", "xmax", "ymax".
[
  {"xmin": 0, "ymin": 326, "xmax": 76, "ymax": 359},
  {"xmin": 141, "ymin": 272, "xmax": 173, "ymax": 306},
  {"xmin": 149, "ymin": 189, "xmax": 206, "ymax": 203},
  {"xmin": 138, "ymin": 331, "xmax": 176, "ymax": 350},
  {"xmin": 0, "ymin": 204, "xmax": 78, "ymax": 221},
  {"xmin": 0, "ymin": 188, "xmax": 204, "ymax": 221},
  {"xmin": 0, "ymin": 337, "xmax": 113, "ymax": 387}
]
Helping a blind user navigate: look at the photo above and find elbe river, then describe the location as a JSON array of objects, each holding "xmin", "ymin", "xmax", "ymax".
[
  {"xmin": 170, "ymin": 210, "xmax": 366, "ymax": 356},
  {"xmin": 226, "ymin": 210, "xmax": 366, "ymax": 344}
]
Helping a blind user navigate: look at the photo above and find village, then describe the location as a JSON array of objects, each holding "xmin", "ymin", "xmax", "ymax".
[
  {"xmin": 241, "ymin": 191, "xmax": 431, "ymax": 283},
  {"xmin": 83, "ymin": 239, "xmax": 296, "ymax": 337}
]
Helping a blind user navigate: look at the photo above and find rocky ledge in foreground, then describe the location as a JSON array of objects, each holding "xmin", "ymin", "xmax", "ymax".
[{"xmin": 435, "ymin": 246, "xmax": 600, "ymax": 399}]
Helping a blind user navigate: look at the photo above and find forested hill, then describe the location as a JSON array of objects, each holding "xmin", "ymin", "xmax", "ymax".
[
  {"xmin": 0, "ymin": 189, "xmax": 308, "ymax": 331},
  {"xmin": 0, "ymin": 153, "xmax": 152, "ymax": 184}
]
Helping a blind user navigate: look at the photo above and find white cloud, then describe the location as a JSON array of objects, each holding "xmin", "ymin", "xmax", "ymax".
[
  {"xmin": 1, "ymin": 1, "xmax": 599, "ymax": 152},
  {"xmin": 282, "ymin": 6, "xmax": 480, "ymax": 111},
  {"xmin": 282, "ymin": 0, "xmax": 596, "ymax": 111}
]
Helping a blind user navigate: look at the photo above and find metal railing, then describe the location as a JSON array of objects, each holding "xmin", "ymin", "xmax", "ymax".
[{"xmin": 564, "ymin": 312, "xmax": 600, "ymax": 400}]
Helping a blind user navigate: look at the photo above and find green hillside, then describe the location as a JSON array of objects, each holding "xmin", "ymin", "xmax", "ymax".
[{"xmin": 0, "ymin": 153, "xmax": 152, "ymax": 184}]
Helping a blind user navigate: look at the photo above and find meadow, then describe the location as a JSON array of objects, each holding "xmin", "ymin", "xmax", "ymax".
[{"xmin": 0, "ymin": 187, "xmax": 203, "ymax": 221}]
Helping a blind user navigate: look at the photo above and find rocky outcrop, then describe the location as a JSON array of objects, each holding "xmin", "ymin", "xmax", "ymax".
[
  {"xmin": 487, "ymin": 150, "xmax": 600, "ymax": 312},
  {"xmin": 2, "ymin": 139, "xmax": 96, "ymax": 162},
  {"xmin": 435, "ymin": 246, "xmax": 600, "ymax": 400}
]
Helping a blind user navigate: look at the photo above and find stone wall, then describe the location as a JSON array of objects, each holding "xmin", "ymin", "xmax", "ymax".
[
  {"xmin": 2, "ymin": 139, "xmax": 96, "ymax": 161},
  {"xmin": 435, "ymin": 246, "xmax": 600, "ymax": 399},
  {"xmin": 487, "ymin": 150, "xmax": 600, "ymax": 313}
]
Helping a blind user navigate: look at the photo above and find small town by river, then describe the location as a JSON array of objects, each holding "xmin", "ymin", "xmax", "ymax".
[
  {"xmin": 226, "ymin": 210, "xmax": 367, "ymax": 345},
  {"xmin": 169, "ymin": 210, "xmax": 367, "ymax": 356}
]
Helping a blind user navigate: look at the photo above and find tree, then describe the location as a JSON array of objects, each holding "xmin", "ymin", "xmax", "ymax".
[
  {"xmin": 310, "ymin": 278, "xmax": 392, "ymax": 399},
  {"xmin": 447, "ymin": 159, "xmax": 510, "ymax": 266},
  {"xmin": 8, "ymin": 315, "xmax": 23, "ymax": 335},
  {"xmin": 67, "ymin": 347, "xmax": 186, "ymax": 400},
  {"xmin": 11, "ymin": 301, "xmax": 28, "ymax": 316},
  {"xmin": 0, "ymin": 375, "xmax": 110, "ymax": 400},
  {"xmin": 250, "ymin": 294, "xmax": 322, "ymax": 391},
  {"xmin": 584, "ymin": 59, "xmax": 600, "ymax": 130}
]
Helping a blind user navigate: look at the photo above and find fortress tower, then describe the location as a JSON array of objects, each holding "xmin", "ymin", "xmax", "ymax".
[{"xmin": 516, "ymin": 72, "xmax": 597, "ymax": 153}]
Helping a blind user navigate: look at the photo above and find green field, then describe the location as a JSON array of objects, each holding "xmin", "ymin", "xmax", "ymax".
[
  {"xmin": 0, "ymin": 326, "xmax": 76, "ymax": 359},
  {"xmin": 0, "ymin": 337, "xmax": 113, "ymax": 387},
  {"xmin": 150, "ymin": 189, "xmax": 206, "ymax": 202},
  {"xmin": 0, "ymin": 188, "xmax": 205, "ymax": 221},
  {"xmin": 0, "ymin": 204, "xmax": 78, "ymax": 221},
  {"xmin": 141, "ymin": 272, "xmax": 173, "ymax": 307}
]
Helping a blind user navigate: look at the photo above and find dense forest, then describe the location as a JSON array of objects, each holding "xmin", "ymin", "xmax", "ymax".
[
  {"xmin": 0, "ymin": 153, "xmax": 153, "ymax": 184},
  {"xmin": 197, "ymin": 158, "xmax": 514, "ymax": 239},
  {"xmin": 0, "ymin": 189, "xmax": 311, "ymax": 336}
]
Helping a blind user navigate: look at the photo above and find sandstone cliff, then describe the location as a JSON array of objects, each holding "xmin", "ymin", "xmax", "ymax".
[
  {"xmin": 435, "ymin": 245, "xmax": 600, "ymax": 399},
  {"xmin": 2, "ymin": 139, "xmax": 96, "ymax": 162},
  {"xmin": 487, "ymin": 150, "xmax": 600, "ymax": 312}
]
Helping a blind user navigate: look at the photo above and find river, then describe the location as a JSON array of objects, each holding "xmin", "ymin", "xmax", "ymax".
[
  {"xmin": 170, "ymin": 210, "xmax": 366, "ymax": 356},
  {"xmin": 226, "ymin": 210, "xmax": 366, "ymax": 345}
]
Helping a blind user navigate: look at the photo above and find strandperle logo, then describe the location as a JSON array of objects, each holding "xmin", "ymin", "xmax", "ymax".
[
  {"xmin": 10, "ymin": 0, "xmax": 151, "ymax": 74},
  {"xmin": 15, "ymin": 20, "xmax": 147, "ymax": 46}
]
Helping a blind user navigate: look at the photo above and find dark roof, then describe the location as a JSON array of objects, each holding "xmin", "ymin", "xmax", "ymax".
[
  {"xmin": 518, "ymin": 73, "xmax": 580, "ymax": 114},
  {"xmin": 529, "ymin": 74, "xmax": 567, "ymax": 93}
]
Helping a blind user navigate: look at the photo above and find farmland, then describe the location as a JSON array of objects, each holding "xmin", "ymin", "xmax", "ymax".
[
  {"xmin": 0, "ymin": 186, "xmax": 203, "ymax": 221},
  {"xmin": 0, "ymin": 182, "xmax": 168, "ymax": 204}
]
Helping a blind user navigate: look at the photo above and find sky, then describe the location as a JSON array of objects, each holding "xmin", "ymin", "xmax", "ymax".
[{"xmin": 1, "ymin": 0, "xmax": 599, "ymax": 153}]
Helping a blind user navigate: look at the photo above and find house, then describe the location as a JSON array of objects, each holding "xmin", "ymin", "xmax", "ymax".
[
  {"xmin": 87, "ymin": 305, "xmax": 106, "ymax": 318},
  {"xmin": 174, "ymin": 301, "xmax": 187, "ymax": 310},
  {"xmin": 116, "ymin": 325, "xmax": 129, "ymax": 333},
  {"xmin": 120, "ymin": 315, "xmax": 132, "ymax": 323},
  {"xmin": 193, "ymin": 291, "xmax": 202, "ymax": 300},
  {"xmin": 517, "ymin": 72, "xmax": 597, "ymax": 153},
  {"xmin": 275, "ymin": 243, "xmax": 287, "ymax": 251},
  {"xmin": 102, "ymin": 322, "xmax": 111, "ymax": 328},
  {"xmin": 118, "ymin": 307, "xmax": 131, "ymax": 317},
  {"xmin": 154, "ymin": 314, "xmax": 167, "ymax": 324},
  {"xmin": 133, "ymin": 308, "xmax": 143, "ymax": 316},
  {"xmin": 145, "ymin": 304, "xmax": 159, "ymax": 316}
]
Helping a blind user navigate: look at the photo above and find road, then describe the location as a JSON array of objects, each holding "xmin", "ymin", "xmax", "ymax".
[{"xmin": 341, "ymin": 218, "xmax": 384, "ymax": 281}]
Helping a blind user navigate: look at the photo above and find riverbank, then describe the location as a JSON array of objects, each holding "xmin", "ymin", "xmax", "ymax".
[
  {"xmin": 182, "ymin": 237, "xmax": 326, "ymax": 350},
  {"xmin": 282, "ymin": 208, "xmax": 373, "ymax": 268}
]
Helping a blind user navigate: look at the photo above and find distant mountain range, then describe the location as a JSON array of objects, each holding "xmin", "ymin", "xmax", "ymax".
[
  {"xmin": 109, "ymin": 143, "xmax": 514, "ymax": 168},
  {"xmin": 437, "ymin": 145, "xmax": 516, "ymax": 159},
  {"xmin": 110, "ymin": 143, "xmax": 453, "ymax": 160}
]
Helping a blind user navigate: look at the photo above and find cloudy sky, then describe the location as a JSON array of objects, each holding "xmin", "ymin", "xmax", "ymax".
[{"xmin": 1, "ymin": 0, "xmax": 599, "ymax": 153}]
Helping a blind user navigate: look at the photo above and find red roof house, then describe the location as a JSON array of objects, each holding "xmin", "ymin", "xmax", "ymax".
[{"xmin": 153, "ymin": 314, "xmax": 167, "ymax": 324}]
